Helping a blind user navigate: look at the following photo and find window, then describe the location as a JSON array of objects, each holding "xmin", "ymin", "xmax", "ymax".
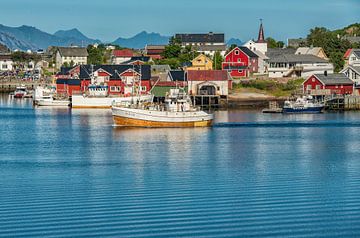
[
  {"xmin": 316, "ymin": 85, "xmax": 321, "ymax": 90},
  {"xmin": 312, "ymin": 78, "xmax": 315, "ymax": 82},
  {"xmin": 238, "ymin": 70, "xmax": 243, "ymax": 73},
  {"xmin": 235, "ymin": 50, "xmax": 239, "ymax": 55},
  {"xmin": 2, "ymin": 64, "xmax": 7, "ymax": 69},
  {"xmin": 110, "ymin": 86, "xmax": 121, "ymax": 92},
  {"xmin": 307, "ymin": 85, "xmax": 312, "ymax": 90},
  {"xmin": 237, "ymin": 59, "xmax": 241, "ymax": 62}
]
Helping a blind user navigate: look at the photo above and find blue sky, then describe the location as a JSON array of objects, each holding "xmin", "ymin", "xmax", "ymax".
[{"xmin": 0, "ymin": 0, "xmax": 359, "ymax": 42}]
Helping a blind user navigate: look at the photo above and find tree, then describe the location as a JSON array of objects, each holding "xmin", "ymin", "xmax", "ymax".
[
  {"xmin": 212, "ymin": 51, "xmax": 223, "ymax": 70},
  {"xmin": 87, "ymin": 45, "xmax": 105, "ymax": 65},
  {"xmin": 162, "ymin": 37, "xmax": 182, "ymax": 59},
  {"xmin": 266, "ymin": 37, "xmax": 285, "ymax": 48}
]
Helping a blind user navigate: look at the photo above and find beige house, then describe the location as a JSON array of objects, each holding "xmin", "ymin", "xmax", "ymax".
[
  {"xmin": 295, "ymin": 47, "xmax": 328, "ymax": 60},
  {"xmin": 187, "ymin": 54, "xmax": 213, "ymax": 71},
  {"xmin": 55, "ymin": 47, "xmax": 88, "ymax": 68}
]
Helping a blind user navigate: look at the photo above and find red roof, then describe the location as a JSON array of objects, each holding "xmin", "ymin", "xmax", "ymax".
[
  {"xmin": 154, "ymin": 81, "xmax": 188, "ymax": 87},
  {"xmin": 344, "ymin": 49, "xmax": 353, "ymax": 59},
  {"xmin": 113, "ymin": 49, "xmax": 134, "ymax": 57},
  {"xmin": 187, "ymin": 70, "xmax": 229, "ymax": 81}
]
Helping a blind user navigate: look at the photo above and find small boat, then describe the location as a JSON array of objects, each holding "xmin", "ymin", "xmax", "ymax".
[
  {"xmin": 36, "ymin": 95, "xmax": 70, "ymax": 107},
  {"xmin": 283, "ymin": 96, "xmax": 324, "ymax": 113},
  {"xmin": 112, "ymin": 88, "xmax": 214, "ymax": 128},
  {"xmin": 13, "ymin": 85, "xmax": 28, "ymax": 98}
]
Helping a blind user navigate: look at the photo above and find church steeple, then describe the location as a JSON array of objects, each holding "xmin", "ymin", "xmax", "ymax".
[{"xmin": 257, "ymin": 19, "xmax": 266, "ymax": 43}]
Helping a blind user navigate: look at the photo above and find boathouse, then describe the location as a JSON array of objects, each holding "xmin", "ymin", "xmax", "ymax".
[
  {"xmin": 303, "ymin": 73, "xmax": 354, "ymax": 96},
  {"xmin": 187, "ymin": 70, "xmax": 232, "ymax": 97}
]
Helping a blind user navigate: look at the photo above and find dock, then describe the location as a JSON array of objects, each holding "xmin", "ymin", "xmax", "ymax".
[{"xmin": 262, "ymin": 101, "xmax": 283, "ymax": 113}]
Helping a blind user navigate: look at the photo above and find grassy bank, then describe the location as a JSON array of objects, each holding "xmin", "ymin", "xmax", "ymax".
[{"xmin": 232, "ymin": 78, "xmax": 304, "ymax": 97}]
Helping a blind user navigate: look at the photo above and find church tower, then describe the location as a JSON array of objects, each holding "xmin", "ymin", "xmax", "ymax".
[{"xmin": 256, "ymin": 19, "xmax": 266, "ymax": 43}]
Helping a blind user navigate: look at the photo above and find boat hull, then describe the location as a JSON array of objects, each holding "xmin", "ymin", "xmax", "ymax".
[
  {"xmin": 282, "ymin": 106, "xmax": 324, "ymax": 113},
  {"xmin": 37, "ymin": 100, "xmax": 70, "ymax": 107},
  {"xmin": 112, "ymin": 107, "xmax": 213, "ymax": 128}
]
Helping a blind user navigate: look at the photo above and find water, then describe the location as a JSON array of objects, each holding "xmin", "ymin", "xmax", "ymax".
[{"xmin": 1, "ymin": 94, "xmax": 360, "ymax": 237}]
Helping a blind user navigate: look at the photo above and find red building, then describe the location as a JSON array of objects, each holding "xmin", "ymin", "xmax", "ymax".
[
  {"xmin": 56, "ymin": 65, "xmax": 152, "ymax": 96},
  {"xmin": 145, "ymin": 45, "xmax": 166, "ymax": 60},
  {"xmin": 303, "ymin": 73, "xmax": 354, "ymax": 95},
  {"xmin": 222, "ymin": 46, "xmax": 259, "ymax": 78}
]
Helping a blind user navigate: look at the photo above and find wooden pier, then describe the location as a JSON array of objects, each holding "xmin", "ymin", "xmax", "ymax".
[{"xmin": 325, "ymin": 95, "xmax": 360, "ymax": 111}]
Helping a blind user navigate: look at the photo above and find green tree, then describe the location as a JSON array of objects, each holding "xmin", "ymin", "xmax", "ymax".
[
  {"xmin": 266, "ymin": 37, "xmax": 285, "ymax": 48},
  {"xmin": 162, "ymin": 37, "xmax": 182, "ymax": 59},
  {"xmin": 87, "ymin": 45, "xmax": 105, "ymax": 65},
  {"xmin": 212, "ymin": 51, "xmax": 223, "ymax": 70}
]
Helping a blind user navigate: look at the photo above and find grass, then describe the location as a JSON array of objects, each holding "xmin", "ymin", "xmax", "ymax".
[{"xmin": 232, "ymin": 78, "xmax": 304, "ymax": 97}]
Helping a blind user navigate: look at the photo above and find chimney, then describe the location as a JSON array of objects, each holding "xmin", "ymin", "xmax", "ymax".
[{"xmin": 324, "ymin": 71, "xmax": 328, "ymax": 76}]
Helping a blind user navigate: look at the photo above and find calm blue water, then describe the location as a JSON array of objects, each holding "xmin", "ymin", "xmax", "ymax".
[{"xmin": 1, "ymin": 94, "xmax": 360, "ymax": 237}]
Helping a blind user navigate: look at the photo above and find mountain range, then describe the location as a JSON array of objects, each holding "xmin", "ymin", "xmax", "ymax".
[{"xmin": 0, "ymin": 24, "xmax": 243, "ymax": 51}]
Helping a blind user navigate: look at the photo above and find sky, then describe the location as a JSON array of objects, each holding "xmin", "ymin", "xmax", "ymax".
[{"xmin": 0, "ymin": 0, "xmax": 359, "ymax": 42}]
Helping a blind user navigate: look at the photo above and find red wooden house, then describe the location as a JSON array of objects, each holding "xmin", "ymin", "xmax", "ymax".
[
  {"xmin": 303, "ymin": 73, "xmax": 354, "ymax": 95},
  {"xmin": 56, "ymin": 65, "xmax": 152, "ymax": 96},
  {"xmin": 222, "ymin": 46, "xmax": 259, "ymax": 78}
]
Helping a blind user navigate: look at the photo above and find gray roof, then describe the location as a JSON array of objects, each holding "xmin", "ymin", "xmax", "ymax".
[
  {"xmin": 193, "ymin": 44, "xmax": 227, "ymax": 51},
  {"xmin": 266, "ymin": 48, "xmax": 296, "ymax": 58},
  {"xmin": 315, "ymin": 73, "xmax": 353, "ymax": 85},
  {"xmin": 57, "ymin": 47, "xmax": 88, "ymax": 57},
  {"xmin": 344, "ymin": 65, "xmax": 360, "ymax": 74},
  {"xmin": 175, "ymin": 33, "xmax": 224, "ymax": 44},
  {"xmin": 151, "ymin": 65, "xmax": 171, "ymax": 72},
  {"xmin": 145, "ymin": 45, "xmax": 166, "ymax": 50},
  {"xmin": 343, "ymin": 36, "xmax": 360, "ymax": 44},
  {"xmin": 238, "ymin": 46, "xmax": 258, "ymax": 58},
  {"xmin": 269, "ymin": 54, "xmax": 328, "ymax": 63},
  {"xmin": 352, "ymin": 49, "xmax": 360, "ymax": 58},
  {"xmin": 0, "ymin": 54, "xmax": 12, "ymax": 61},
  {"xmin": 287, "ymin": 38, "xmax": 307, "ymax": 48}
]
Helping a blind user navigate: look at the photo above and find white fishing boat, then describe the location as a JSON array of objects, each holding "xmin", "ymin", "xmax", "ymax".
[
  {"xmin": 36, "ymin": 95, "xmax": 70, "ymax": 107},
  {"xmin": 283, "ymin": 96, "xmax": 325, "ymax": 113},
  {"xmin": 71, "ymin": 85, "xmax": 153, "ymax": 108},
  {"xmin": 112, "ymin": 88, "xmax": 213, "ymax": 128}
]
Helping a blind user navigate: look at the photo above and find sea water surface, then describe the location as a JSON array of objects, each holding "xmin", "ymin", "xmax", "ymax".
[{"xmin": 1, "ymin": 94, "xmax": 360, "ymax": 237}]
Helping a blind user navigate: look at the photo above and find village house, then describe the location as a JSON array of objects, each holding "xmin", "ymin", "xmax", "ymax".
[
  {"xmin": 295, "ymin": 47, "xmax": 328, "ymax": 60},
  {"xmin": 55, "ymin": 47, "xmax": 88, "ymax": 69},
  {"xmin": 187, "ymin": 70, "xmax": 232, "ymax": 97},
  {"xmin": 144, "ymin": 45, "xmax": 166, "ymax": 60},
  {"xmin": 268, "ymin": 54, "xmax": 334, "ymax": 78},
  {"xmin": 56, "ymin": 65, "xmax": 151, "ymax": 96},
  {"xmin": 123, "ymin": 56, "xmax": 152, "ymax": 65},
  {"xmin": 175, "ymin": 32, "xmax": 227, "ymax": 56},
  {"xmin": 287, "ymin": 38, "xmax": 307, "ymax": 48},
  {"xmin": 166, "ymin": 70, "xmax": 187, "ymax": 82},
  {"xmin": 341, "ymin": 65, "xmax": 360, "ymax": 85},
  {"xmin": 222, "ymin": 46, "xmax": 259, "ymax": 78},
  {"xmin": 347, "ymin": 49, "xmax": 360, "ymax": 66},
  {"xmin": 186, "ymin": 54, "xmax": 213, "ymax": 71},
  {"xmin": 303, "ymin": 73, "xmax": 354, "ymax": 96},
  {"xmin": 111, "ymin": 49, "xmax": 135, "ymax": 64},
  {"xmin": 0, "ymin": 54, "xmax": 13, "ymax": 71}
]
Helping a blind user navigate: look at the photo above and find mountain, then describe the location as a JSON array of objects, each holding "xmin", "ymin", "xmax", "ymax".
[
  {"xmin": 113, "ymin": 31, "xmax": 170, "ymax": 49},
  {"xmin": 54, "ymin": 28, "xmax": 100, "ymax": 44},
  {"xmin": 0, "ymin": 24, "xmax": 99, "ymax": 51},
  {"xmin": 227, "ymin": 38, "xmax": 243, "ymax": 46},
  {"xmin": 0, "ymin": 31, "xmax": 36, "ymax": 51},
  {"xmin": 0, "ymin": 42, "xmax": 10, "ymax": 53}
]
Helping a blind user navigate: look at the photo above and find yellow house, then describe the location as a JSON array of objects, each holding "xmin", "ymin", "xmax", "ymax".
[{"xmin": 187, "ymin": 54, "xmax": 213, "ymax": 71}]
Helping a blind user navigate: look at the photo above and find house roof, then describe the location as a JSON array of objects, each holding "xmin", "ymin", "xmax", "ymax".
[
  {"xmin": 0, "ymin": 54, "xmax": 12, "ymax": 61},
  {"xmin": 266, "ymin": 48, "xmax": 296, "ymax": 58},
  {"xmin": 175, "ymin": 33, "xmax": 224, "ymax": 44},
  {"xmin": 344, "ymin": 49, "xmax": 353, "ymax": 59},
  {"xmin": 314, "ymin": 73, "xmax": 353, "ymax": 85},
  {"xmin": 287, "ymin": 38, "xmax": 307, "ymax": 47},
  {"xmin": 57, "ymin": 47, "xmax": 88, "ymax": 57},
  {"xmin": 269, "ymin": 54, "xmax": 329, "ymax": 63},
  {"xmin": 169, "ymin": 70, "xmax": 187, "ymax": 81},
  {"xmin": 191, "ymin": 54, "xmax": 213, "ymax": 64},
  {"xmin": 343, "ymin": 36, "xmax": 360, "ymax": 44},
  {"xmin": 56, "ymin": 79, "xmax": 81, "ymax": 85},
  {"xmin": 112, "ymin": 49, "xmax": 134, "ymax": 57},
  {"xmin": 238, "ymin": 46, "xmax": 259, "ymax": 58},
  {"xmin": 295, "ymin": 47, "xmax": 323, "ymax": 56},
  {"xmin": 145, "ymin": 45, "xmax": 166, "ymax": 50},
  {"xmin": 122, "ymin": 56, "xmax": 151, "ymax": 65},
  {"xmin": 187, "ymin": 70, "xmax": 229, "ymax": 81},
  {"xmin": 151, "ymin": 64, "xmax": 171, "ymax": 72},
  {"xmin": 193, "ymin": 45, "xmax": 227, "ymax": 52},
  {"xmin": 341, "ymin": 65, "xmax": 360, "ymax": 75},
  {"xmin": 253, "ymin": 50, "xmax": 269, "ymax": 60},
  {"xmin": 66, "ymin": 65, "xmax": 151, "ymax": 80},
  {"xmin": 352, "ymin": 49, "xmax": 360, "ymax": 58}
]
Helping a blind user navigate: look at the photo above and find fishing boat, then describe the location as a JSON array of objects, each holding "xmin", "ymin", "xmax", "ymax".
[
  {"xmin": 112, "ymin": 88, "xmax": 213, "ymax": 128},
  {"xmin": 13, "ymin": 85, "xmax": 28, "ymax": 98},
  {"xmin": 36, "ymin": 95, "xmax": 70, "ymax": 107},
  {"xmin": 283, "ymin": 96, "xmax": 324, "ymax": 113},
  {"xmin": 71, "ymin": 85, "xmax": 153, "ymax": 108}
]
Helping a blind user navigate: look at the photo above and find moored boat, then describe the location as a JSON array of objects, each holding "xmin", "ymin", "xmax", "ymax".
[
  {"xmin": 13, "ymin": 85, "xmax": 28, "ymax": 98},
  {"xmin": 36, "ymin": 95, "xmax": 70, "ymax": 107},
  {"xmin": 112, "ymin": 89, "xmax": 213, "ymax": 128},
  {"xmin": 71, "ymin": 85, "xmax": 153, "ymax": 108},
  {"xmin": 283, "ymin": 96, "xmax": 324, "ymax": 113}
]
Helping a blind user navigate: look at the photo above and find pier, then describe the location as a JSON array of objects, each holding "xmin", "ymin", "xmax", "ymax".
[{"xmin": 325, "ymin": 95, "xmax": 360, "ymax": 111}]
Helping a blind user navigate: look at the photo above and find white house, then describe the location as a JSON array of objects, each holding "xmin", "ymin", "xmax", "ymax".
[
  {"xmin": 348, "ymin": 49, "xmax": 360, "ymax": 66},
  {"xmin": 268, "ymin": 54, "xmax": 334, "ymax": 78},
  {"xmin": 243, "ymin": 39, "xmax": 268, "ymax": 55},
  {"xmin": 0, "ymin": 54, "xmax": 13, "ymax": 71},
  {"xmin": 341, "ymin": 65, "xmax": 360, "ymax": 85},
  {"xmin": 55, "ymin": 47, "xmax": 88, "ymax": 69}
]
